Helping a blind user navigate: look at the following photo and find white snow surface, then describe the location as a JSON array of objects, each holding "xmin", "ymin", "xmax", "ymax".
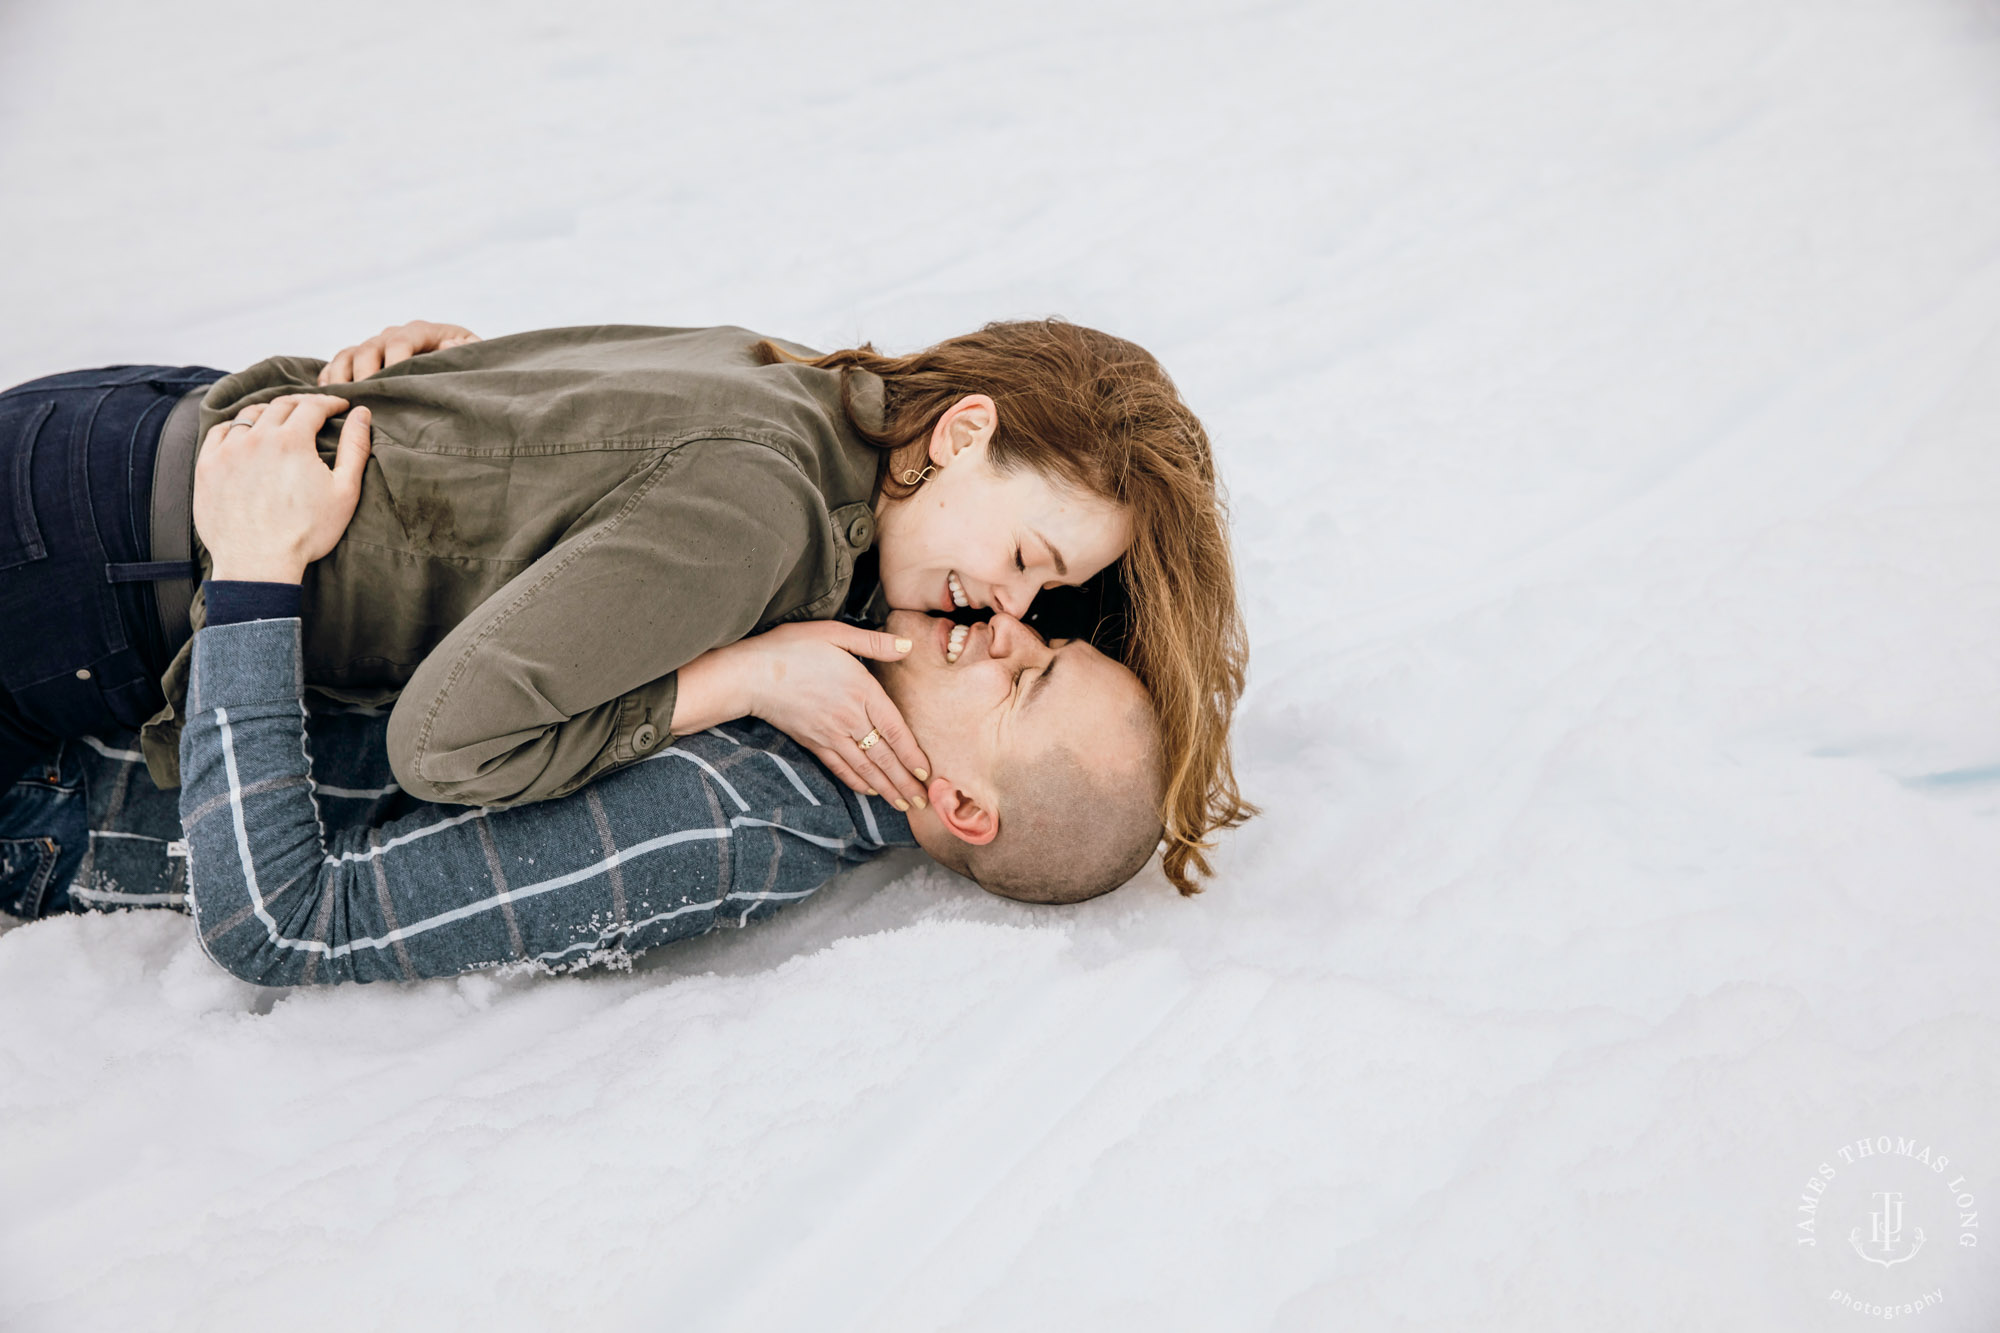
[{"xmin": 5, "ymin": 2, "xmax": 2000, "ymax": 1329}]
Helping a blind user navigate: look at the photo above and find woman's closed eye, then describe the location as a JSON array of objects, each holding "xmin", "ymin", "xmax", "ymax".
[{"xmin": 1013, "ymin": 546, "xmax": 1025, "ymax": 573}]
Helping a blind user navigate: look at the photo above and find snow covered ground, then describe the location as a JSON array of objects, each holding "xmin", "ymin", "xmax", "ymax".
[{"xmin": 5, "ymin": 0, "xmax": 2000, "ymax": 1327}]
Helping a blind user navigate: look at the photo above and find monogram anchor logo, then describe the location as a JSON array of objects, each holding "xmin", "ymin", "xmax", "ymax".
[{"xmin": 1850, "ymin": 1191, "xmax": 1926, "ymax": 1268}]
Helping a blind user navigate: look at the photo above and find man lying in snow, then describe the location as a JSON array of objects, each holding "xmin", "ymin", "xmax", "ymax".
[{"xmin": 0, "ymin": 398, "xmax": 1164, "ymax": 984}]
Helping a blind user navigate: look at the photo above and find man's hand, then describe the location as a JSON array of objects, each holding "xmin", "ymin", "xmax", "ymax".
[
  {"xmin": 317, "ymin": 320, "xmax": 480, "ymax": 385},
  {"xmin": 194, "ymin": 395, "xmax": 372, "ymax": 584}
]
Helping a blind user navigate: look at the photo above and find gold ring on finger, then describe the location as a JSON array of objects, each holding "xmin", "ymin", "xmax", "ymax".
[{"xmin": 857, "ymin": 728, "xmax": 881, "ymax": 750}]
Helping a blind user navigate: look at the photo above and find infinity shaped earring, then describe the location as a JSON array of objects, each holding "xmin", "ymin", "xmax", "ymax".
[{"xmin": 900, "ymin": 463, "xmax": 936, "ymax": 486}]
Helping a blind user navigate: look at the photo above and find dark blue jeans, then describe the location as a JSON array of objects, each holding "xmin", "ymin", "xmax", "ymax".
[
  {"xmin": 0, "ymin": 726, "xmax": 191, "ymax": 920},
  {"xmin": 0, "ymin": 741, "xmax": 87, "ymax": 918},
  {"xmin": 0, "ymin": 365, "xmax": 223, "ymax": 793}
]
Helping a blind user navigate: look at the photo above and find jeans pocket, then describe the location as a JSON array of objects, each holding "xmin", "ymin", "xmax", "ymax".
[
  {"xmin": 0, "ymin": 836, "xmax": 62, "ymax": 919},
  {"xmin": 0, "ymin": 396, "xmax": 54, "ymax": 571},
  {"xmin": 0, "ymin": 745, "xmax": 88, "ymax": 917}
]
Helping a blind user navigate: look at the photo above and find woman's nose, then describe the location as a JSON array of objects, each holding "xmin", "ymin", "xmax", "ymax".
[{"xmin": 991, "ymin": 576, "xmax": 1035, "ymax": 620}]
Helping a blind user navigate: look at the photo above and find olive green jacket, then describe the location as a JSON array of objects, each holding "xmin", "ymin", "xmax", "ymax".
[{"xmin": 140, "ymin": 324, "xmax": 889, "ymax": 804}]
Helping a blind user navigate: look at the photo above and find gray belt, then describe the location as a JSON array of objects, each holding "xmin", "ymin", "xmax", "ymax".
[{"xmin": 103, "ymin": 386, "xmax": 205, "ymax": 662}]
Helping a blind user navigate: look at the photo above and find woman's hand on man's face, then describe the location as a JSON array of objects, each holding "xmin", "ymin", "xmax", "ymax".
[
  {"xmin": 193, "ymin": 395, "xmax": 371, "ymax": 584},
  {"xmin": 317, "ymin": 320, "xmax": 480, "ymax": 385},
  {"xmin": 722, "ymin": 622, "xmax": 933, "ymax": 812}
]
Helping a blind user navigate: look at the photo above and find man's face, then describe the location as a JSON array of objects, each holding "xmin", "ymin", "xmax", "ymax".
[{"xmin": 874, "ymin": 609, "xmax": 1143, "ymax": 804}]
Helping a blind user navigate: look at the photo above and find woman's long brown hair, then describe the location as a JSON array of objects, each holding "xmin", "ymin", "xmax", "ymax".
[{"xmin": 758, "ymin": 319, "xmax": 1254, "ymax": 894}]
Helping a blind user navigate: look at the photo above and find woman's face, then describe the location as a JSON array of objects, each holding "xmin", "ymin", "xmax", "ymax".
[{"xmin": 873, "ymin": 395, "xmax": 1131, "ymax": 619}]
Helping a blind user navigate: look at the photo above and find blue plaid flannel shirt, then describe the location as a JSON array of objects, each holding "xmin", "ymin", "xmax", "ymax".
[{"xmin": 166, "ymin": 618, "xmax": 913, "ymax": 985}]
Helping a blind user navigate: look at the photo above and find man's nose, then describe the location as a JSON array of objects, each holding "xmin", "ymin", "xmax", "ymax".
[{"xmin": 986, "ymin": 613, "xmax": 1049, "ymax": 661}]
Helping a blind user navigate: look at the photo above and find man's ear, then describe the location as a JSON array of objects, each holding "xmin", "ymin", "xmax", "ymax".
[
  {"xmin": 928, "ymin": 394, "xmax": 997, "ymax": 469},
  {"xmin": 926, "ymin": 775, "xmax": 998, "ymax": 846}
]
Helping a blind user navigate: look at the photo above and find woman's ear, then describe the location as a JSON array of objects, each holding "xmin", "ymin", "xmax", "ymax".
[
  {"xmin": 927, "ymin": 775, "xmax": 998, "ymax": 845},
  {"xmin": 929, "ymin": 394, "xmax": 998, "ymax": 469}
]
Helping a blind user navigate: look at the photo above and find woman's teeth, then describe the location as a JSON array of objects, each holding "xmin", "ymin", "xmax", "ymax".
[
  {"xmin": 947, "ymin": 571, "xmax": 969, "ymax": 608},
  {"xmin": 946, "ymin": 623, "xmax": 969, "ymax": 663}
]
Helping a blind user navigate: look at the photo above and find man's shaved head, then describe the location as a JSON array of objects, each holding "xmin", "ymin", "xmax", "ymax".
[{"xmin": 966, "ymin": 712, "xmax": 1163, "ymax": 903}]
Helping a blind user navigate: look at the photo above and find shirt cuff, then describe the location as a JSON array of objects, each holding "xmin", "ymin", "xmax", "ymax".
[
  {"xmin": 204, "ymin": 580, "xmax": 303, "ymax": 627},
  {"xmin": 187, "ymin": 618, "xmax": 304, "ymax": 713}
]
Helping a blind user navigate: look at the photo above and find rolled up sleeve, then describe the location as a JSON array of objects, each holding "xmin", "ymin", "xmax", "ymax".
[{"xmin": 386, "ymin": 437, "xmax": 825, "ymax": 807}]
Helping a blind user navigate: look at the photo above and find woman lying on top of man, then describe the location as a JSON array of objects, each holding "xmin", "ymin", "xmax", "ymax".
[{"xmin": 0, "ymin": 315, "xmax": 1253, "ymax": 939}]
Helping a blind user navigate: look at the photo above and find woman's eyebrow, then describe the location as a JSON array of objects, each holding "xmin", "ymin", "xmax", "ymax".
[{"xmin": 1032, "ymin": 529, "xmax": 1068, "ymax": 577}]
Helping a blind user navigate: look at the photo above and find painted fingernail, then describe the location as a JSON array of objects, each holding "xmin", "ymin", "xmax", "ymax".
[
  {"xmin": 893, "ymin": 799, "xmax": 910, "ymax": 812},
  {"xmin": 912, "ymin": 768, "xmax": 928, "ymax": 782},
  {"xmin": 894, "ymin": 638, "xmax": 912, "ymax": 652},
  {"xmin": 911, "ymin": 794, "xmax": 927, "ymax": 810},
  {"xmin": 867, "ymin": 788, "xmax": 878, "ymax": 796}
]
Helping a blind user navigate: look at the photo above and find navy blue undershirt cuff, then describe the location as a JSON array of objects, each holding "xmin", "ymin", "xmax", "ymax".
[{"xmin": 203, "ymin": 580, "xmax": 303, "ymax": 627}]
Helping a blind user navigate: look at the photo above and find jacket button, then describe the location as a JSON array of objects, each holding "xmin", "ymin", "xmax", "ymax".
[
  {"xmin": 75, "ymin": 668, "xmax": 92, "ymax": 680},
  {"xmin": 632, "ymin": 723, "xmax": 660, "ymax": 753},
  {"xmin": 846, "ymin": 513, "xmax": 876, "ymax": 548}
]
